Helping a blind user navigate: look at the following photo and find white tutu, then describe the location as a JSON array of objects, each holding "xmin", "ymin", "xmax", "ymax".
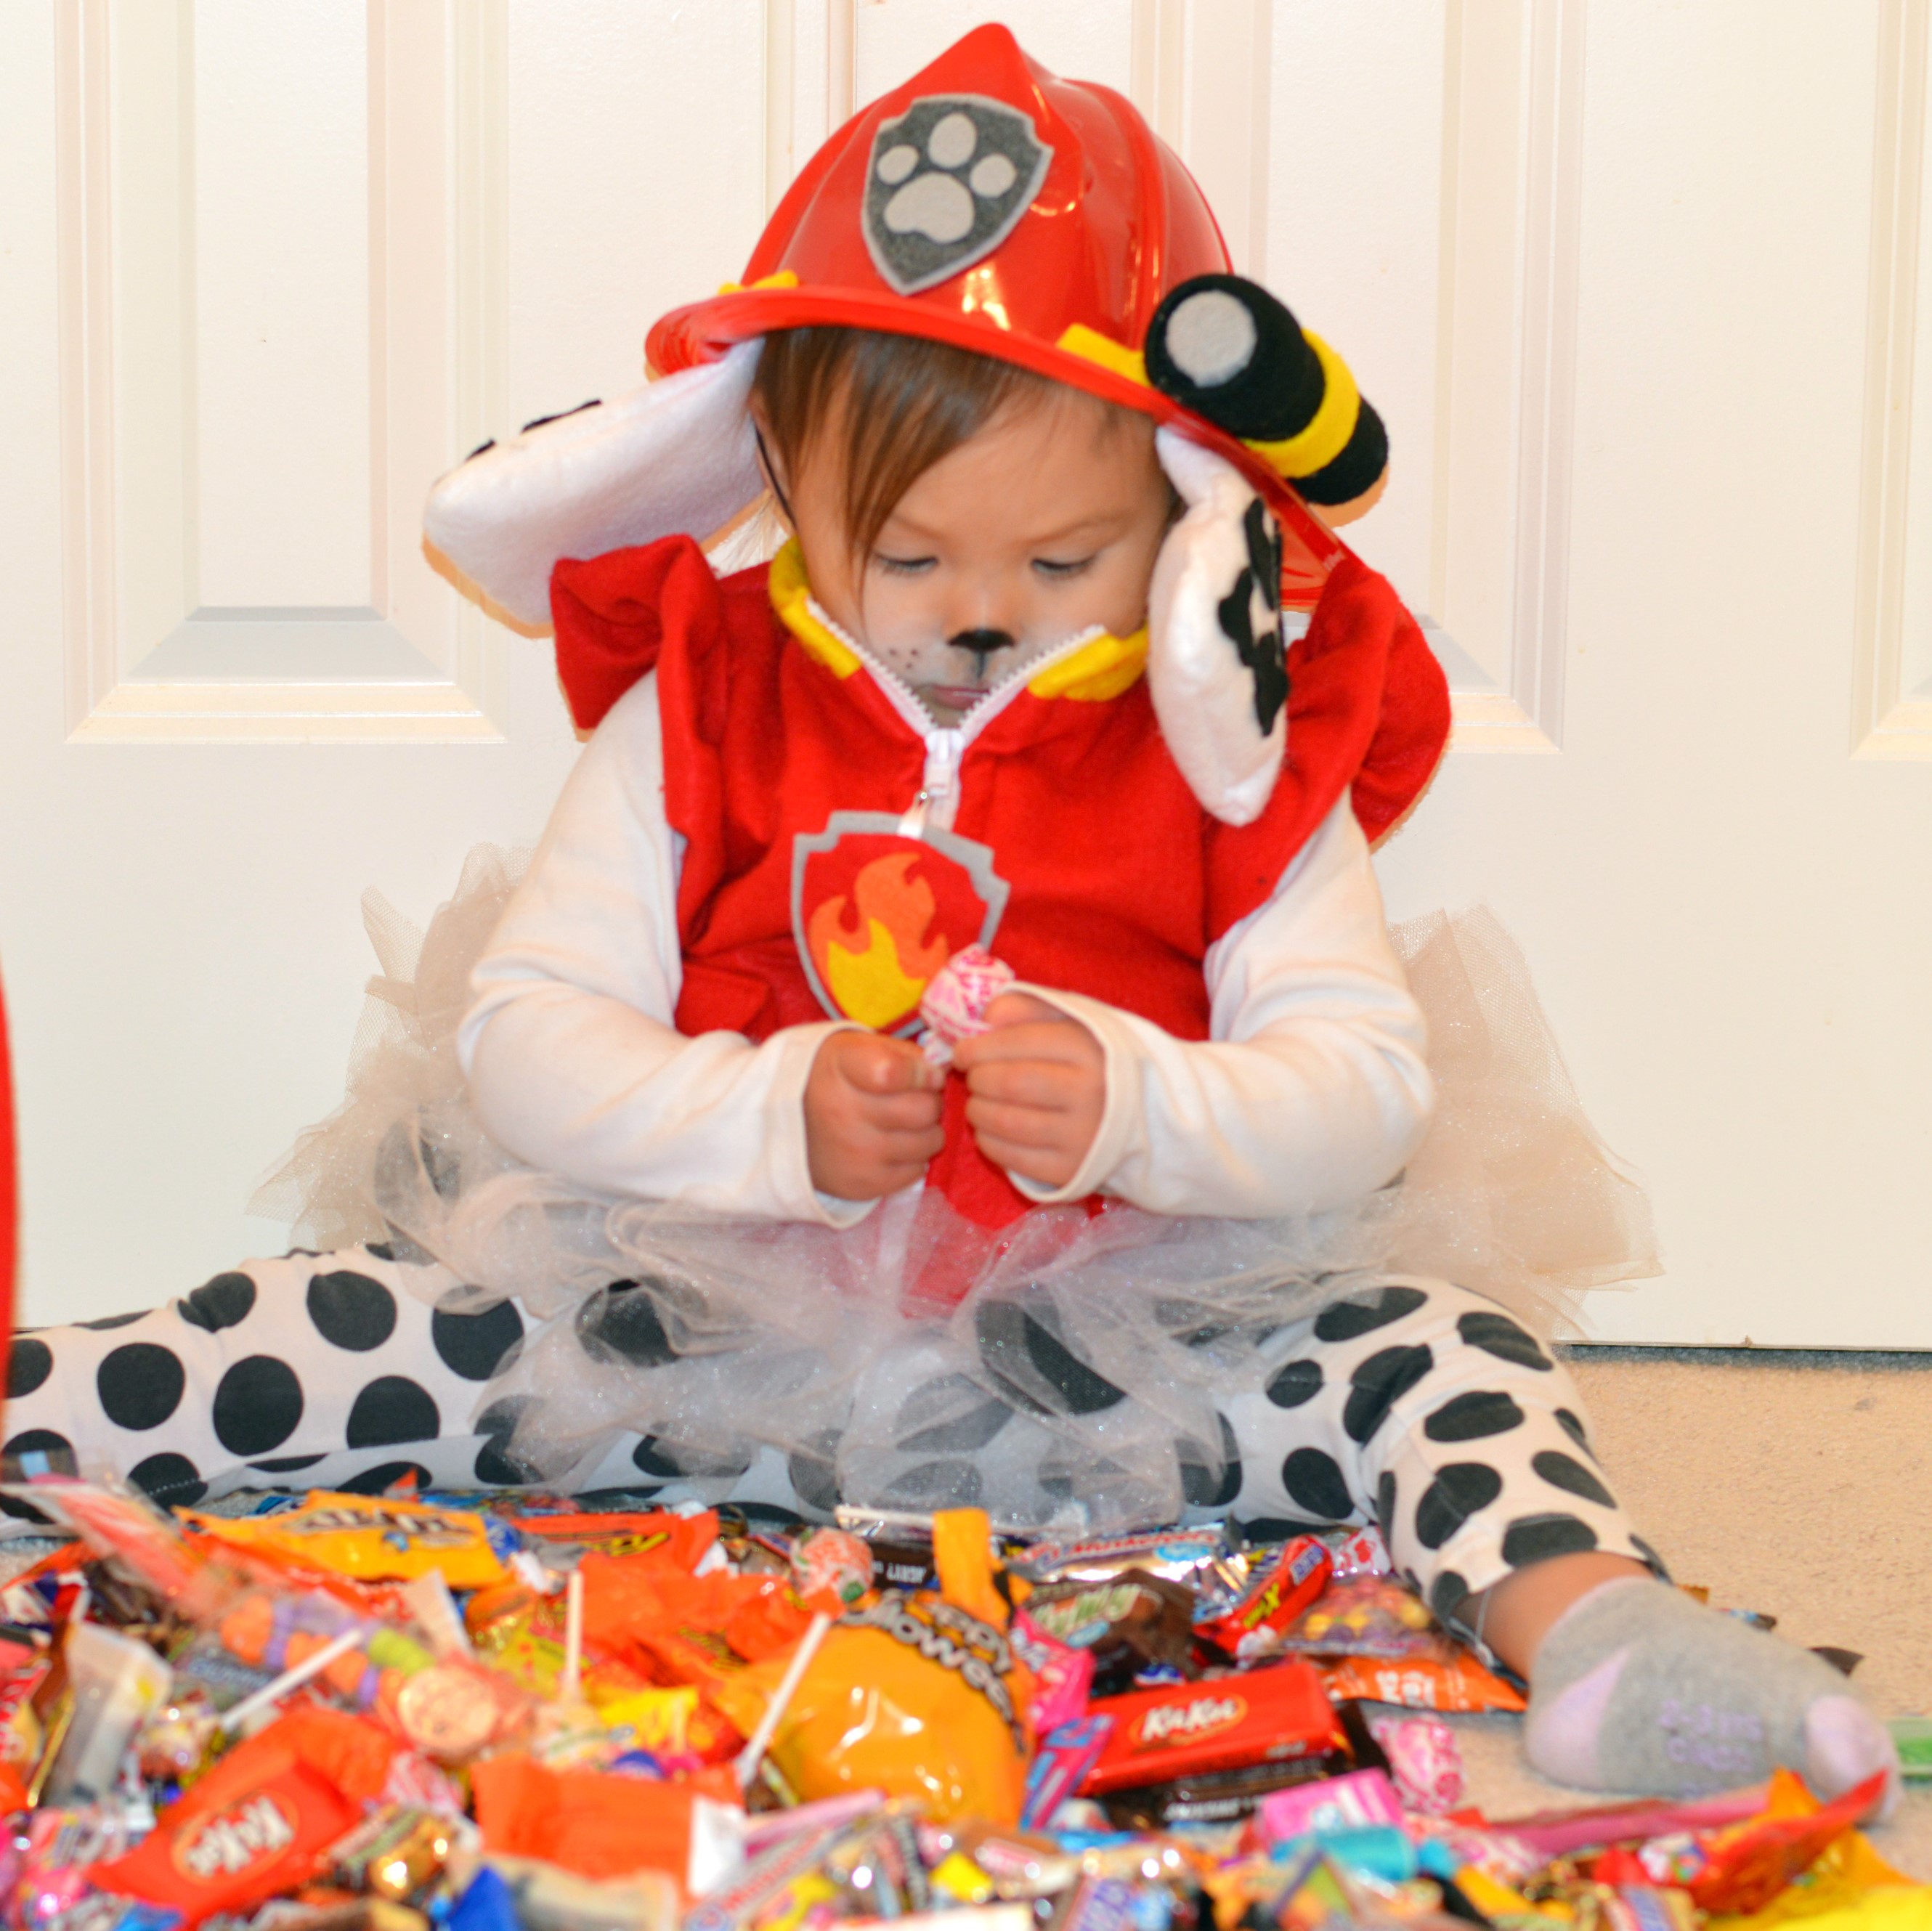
[{"xmin": 249, "ymin": 847, "xmax": 1657, "ymax": 1529}]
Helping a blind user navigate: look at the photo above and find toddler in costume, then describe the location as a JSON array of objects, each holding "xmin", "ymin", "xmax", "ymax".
[{"xmin": 8, "ymin": 28, "xmax": 1895, "ymax": 1808}]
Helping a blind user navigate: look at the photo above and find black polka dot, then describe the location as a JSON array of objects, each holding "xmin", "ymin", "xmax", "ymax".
[
  {"xmin": 1555, "ymin": 1407, "xmax": 1593, "ymax": 1452},
  {"xmin": 129, "ymin": 1452, "xmax": 206, "ymax": 1506},
  {"xmin": 1280, "ymin": 1447, "xmax": 1353, "ymax": 1521},
  {"xmin": 3, "ymin": 1429, "xmax": 76, "ymax": 1479},
  {"xmin": 1501, "ymin": 1512, "xmax": 1599, "ymax": 1566},
  {"xmin": 1376, "ymin": 1469, "xmax": 1397, "ymax": 1541},
  {"xmin": 431, "ymin": 1299, "xmax": 524, "ymax": 1381},
  {"xmin": 1342, "ymin": 1343, "xmax": 1434, "ymax": 1443},
  {"xmin": 475, "ymin": 1395, "xmax": 539, "ymax": 1486},
  {"xmin": 80, "ymin": 1312, "xmax": 147, "ymax": 1331},
  {"xmin": 1631, "ymin": 1534, "xmax": 1669, "ymax": 1579},
  {"xmin": 0, "ymin": 1497, "xmax": 55, "ymax": 1526},
  {"xmin": 1429, "ymin": 1569, "xmax": 1470, "ymax": 1625},
  {"xmin": 1414, "ymin": 1462, "xmax": 1503, "ymax": 1550},
  {"xmin": 1265, "ymin": 1358, "xmax": 1323, "ymax": 1407},
  {"xmin": 212, "ymin": 1357, "xmax": 304, "ymax": 1455},
  {"xmin": 1424, "ymin": 1389, "xmax": 1526, "ymax": 1442},
  {"xmin": 885, "ymin": 1460, "xmax": 983, "ymax": 1508},
  {"xmin": 897, "ymin": 1375, "xmax": 1013, "ymax": 1454},
  {"xmin": 251, "ymin": 1454, "xmax": 325, "ymax": 1473},
  {"xmin": 1180, "ymin": 1414, "xmax": 1242, "ymax": 1510},
  {"xmin": 976, "ymin": 1300, "xmax": 1124, "ymax": 1415},
  {"xmin": 307, "ymin": 1272, "xmax": 397, "ymax": 1351},
  {"xmin": 336, "ymin": 1461, "xmax": 434, "ymax": 1497},
  {"xmin": 179, "ymin": 1272, "xmax": 257, "ymax": 1333},
  {"xmin": 96, "ymin": 1343, "xmax": 185, "ymax": 1432},
  {"xmin": 346, "ymin": 1376, "xmax": 439, "ymax": 1448},
  {"xmin": 8, "ymin": 1339, "xmax": 51, "ymax": 1400},
  {"xmin": 787, "ymin": 1431, "xmax": 841, "ymax": 1515},
  {"xmin": 1457, "ymin": 1310, "xmax": 1551, "ymax": 1371},
  {"xmin": 1315, "ymin": 1285, "xmax": 1429, "ymax": 1343},
  {"xmin": 577, "ymin": 1282, "xmax": 678, "ymax": 1368},
  {"xmin": 363, "ymin": 1242, "xmax": 395, "ymax": 1261},
  {"xmin": 1531, "ymin": 1450, "xmax": 1616, "ymax": 1508}
]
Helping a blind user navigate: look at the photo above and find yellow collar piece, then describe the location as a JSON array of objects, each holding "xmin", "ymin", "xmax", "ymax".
[
  {"xmin": 768, "ymin": 537, "xmax": 1148, "ymax": 702},
  {"xmin": 768, "ymin": 539, "xmax": 861, "ymax": 678}
]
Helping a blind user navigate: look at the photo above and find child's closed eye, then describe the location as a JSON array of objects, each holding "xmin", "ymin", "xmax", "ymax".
[
  {"xmin": 1032, "ymin": 554, "xmax": 1097, "ymax": 580},
  {"xmin": 873, "ymin": 553, "xmax": 937, "ymax": 577}
]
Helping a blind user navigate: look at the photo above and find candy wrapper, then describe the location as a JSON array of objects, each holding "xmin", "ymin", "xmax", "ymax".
[
  {"xmin": 1023, "ymin": 1570, "xmax": 1193, "ymax": 1694},
  {"xmin": 183, "ymin": 1495, "xmax": 508, "ymax": 1590},
  {"xmin": 1081, "ymin": 1658, "xmax": 1342, "ymax": 1795},
  {"xmin": 1197, "ymin": 1537, "xmax": 1332, "ymax": 1664},
  {"xmin": 1319, "ymin": 1645, "xmax": 1526, "ymax": 1713},
  {"xmin": 762, "ymin": 1591, "xmax": 1034, "ymax": 1823},
  {"xmin": 1276, "ymin": 1573, "xmax": 1436, "ymax": 1658},
  {"xmin": 1365, "ymin": 1714, "xmax": 1463, "ymax": 1814},
  {"xmin": 790, "ymin": 1530, "xmax": 874, "ymax": 1609},
  {"xmin": 919, "ymin": 948, "xmax": 1017, "ymax": 1066}
]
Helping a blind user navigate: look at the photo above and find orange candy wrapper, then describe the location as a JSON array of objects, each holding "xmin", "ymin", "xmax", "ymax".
[
  {"xmin": 1319, "ymin": 1645, "xmax": 1526, "ymax": 1713},
  {"xmin": 471, "ymin": 1751, "xmax": 741, "ymax": 1893},
  {"xmin": 184, "ymin": 1494, "xmax": 508, "ymax": 1590}
]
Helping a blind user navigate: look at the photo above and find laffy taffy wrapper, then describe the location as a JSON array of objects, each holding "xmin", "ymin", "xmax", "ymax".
[{"xmin": 919, "ymin": 946, "xmax": 1017, "ymax": 1065}]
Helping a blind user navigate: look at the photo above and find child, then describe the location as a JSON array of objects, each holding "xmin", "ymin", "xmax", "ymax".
[{"xmin": 6, "ymin": 26, "xmax": 1894, "ymax": 1808}]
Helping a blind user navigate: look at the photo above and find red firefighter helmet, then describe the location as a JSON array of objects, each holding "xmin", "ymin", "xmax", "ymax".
[{"xmin": 647, "ymin": 23, "xmax": 1344, "ymax": 578}]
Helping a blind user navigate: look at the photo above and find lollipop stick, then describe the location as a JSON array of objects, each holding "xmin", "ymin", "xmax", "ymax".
[
  {"xmin": 735, "ymin": 1611, "xmax": 832, "ymax": 1790},
  {"xmin": 562, "ymin": 1567, "xmax": 584, "ymax": 1706},
  {"xmin": 219, "ymin": 1625, "xmax": 363, "ymax": 1735}
]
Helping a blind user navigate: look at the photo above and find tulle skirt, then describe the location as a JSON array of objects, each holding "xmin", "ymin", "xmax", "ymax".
[{"xmin": 249, "ymin": 847, "xmax": 1658, "ymax": 1528}]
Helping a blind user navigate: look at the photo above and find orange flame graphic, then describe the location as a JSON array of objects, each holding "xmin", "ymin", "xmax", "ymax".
[{"xmin": 808, "ymin": 850, "xmax": 951, "ymax": 1028}]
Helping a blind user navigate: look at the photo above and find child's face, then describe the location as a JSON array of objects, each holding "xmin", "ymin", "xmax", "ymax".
[{"xmin": 782, "ymin": 389, "xmax": 1174, "ymax": 726}]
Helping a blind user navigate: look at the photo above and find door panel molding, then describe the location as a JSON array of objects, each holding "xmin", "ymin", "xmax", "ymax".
[
  {"xmin": 1852, "ymin": 0, "xmax": 1931, "ymax": 760},
  {"xmin": 55, "ymin": 0, "xmax": 509, "ymax": 744}
]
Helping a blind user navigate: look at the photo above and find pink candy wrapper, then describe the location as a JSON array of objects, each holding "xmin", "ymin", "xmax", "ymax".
[
  {"xmin": 1330, "ymin": 1526, "xmax": 1393, "ymax": 1579},
  {"xmin": 920, "ymin": 946, "xmax": 1017, "ymax": 1065},
  {"xmin": 1369, "ymin": 1713, "xmax": 1464, "ymax": 1815},
  {"xmin": 1254, "ymin": 1767, "xmax": 1405, "ymax": 1843}
]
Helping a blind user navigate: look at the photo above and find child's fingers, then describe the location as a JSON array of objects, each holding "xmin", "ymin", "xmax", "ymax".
[
  {"xmin": 965, "ymin": 1092, "xmax": 1069, "ymax": 1152},
  {"xmin": 955, "ymin": 1021, "xmax": 1095, "ymax": 1073},
  {"xmin": 981, "ymin": 991, "xmax": 1070, "ymax": 1030},
  {"xmin": 837, "ymin": 1032, "xmax": 946, "ymax": 1094},
  {"xmin": 970, "ymin": 1124, "xmax": 1078, "ymax": 1190},
  {"xmin": 960, "ymin": 1057, "xmax": 1078, "ymax": 1112}
]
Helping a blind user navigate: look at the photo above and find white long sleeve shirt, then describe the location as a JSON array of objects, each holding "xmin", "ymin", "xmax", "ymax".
[{"xmin": 458, "ymin": 668, "xmax": 1435, "ymax": 1227}]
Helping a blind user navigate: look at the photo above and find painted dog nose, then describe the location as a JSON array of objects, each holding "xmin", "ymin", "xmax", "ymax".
[{"xmin": 951, "ymin": 628, "xmax": 1018, "ymax": 673}]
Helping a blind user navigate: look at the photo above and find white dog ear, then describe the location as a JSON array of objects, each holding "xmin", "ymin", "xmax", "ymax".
[
  {"xmin": 423, "ymin": 339, "xmax": 766, "ymax": 630},
  {"xmin": 1148, "ymin": 428, "xmax": 1305, "ymax": 826}
]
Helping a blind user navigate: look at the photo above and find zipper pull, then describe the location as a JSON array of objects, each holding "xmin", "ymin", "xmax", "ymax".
[{"xmin": 899, "ymin": 728, "xmax": 963, "ymax": 837}]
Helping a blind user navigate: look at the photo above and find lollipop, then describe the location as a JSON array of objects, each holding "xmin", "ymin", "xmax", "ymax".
[{"xmin": 919, "ymin": 946, "xmax": 1017, "ymax": 1066}]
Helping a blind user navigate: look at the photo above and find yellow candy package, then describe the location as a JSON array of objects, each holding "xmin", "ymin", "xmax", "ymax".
[
  {"xmin": 747, "ymin": 1509, "xmax": 1034, "ymax": 1824},
  {"xmin": 183, "ymin": 1493, "xmax": 508, "ymax": 1590}
]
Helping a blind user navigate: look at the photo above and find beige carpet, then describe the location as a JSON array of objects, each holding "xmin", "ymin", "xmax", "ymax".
[{"xmin": 1442, "ymin": 1349, "xmax": 1932, "ymax": 1875}]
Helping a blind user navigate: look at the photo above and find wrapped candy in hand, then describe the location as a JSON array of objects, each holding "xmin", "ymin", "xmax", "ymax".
[{"xmin": 919, "ymin": 947, "xmax": 1017, "ymax": 1066}]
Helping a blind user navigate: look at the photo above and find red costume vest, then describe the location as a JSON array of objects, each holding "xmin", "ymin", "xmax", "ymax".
[{"xmin": 550, "ymin": 536, "xmax": 1448, "ymax": 1229}]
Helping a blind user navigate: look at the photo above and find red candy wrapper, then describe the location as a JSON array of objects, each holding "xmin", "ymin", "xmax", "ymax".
[
  {"xmin": 94, "ymin": 1762, "xmax": 359, "ymax": 1925},
  {"xmin": 1080, "ymin": 1659, "xmax": 1342, "ymax": 1795},
  {"xmin": 1198, "ymin": 1538, "xmax": 1332, "ymax": 1662}
]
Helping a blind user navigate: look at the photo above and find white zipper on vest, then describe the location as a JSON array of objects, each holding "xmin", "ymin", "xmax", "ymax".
[{"xmin": 803, "ymin": 596, "xmax": 1108, "ymax": 837}]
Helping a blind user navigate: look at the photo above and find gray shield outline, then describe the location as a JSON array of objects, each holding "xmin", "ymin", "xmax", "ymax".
[{"xmin": 790, "ymin": 812, "xmax": 1012, "ymax": 1033}]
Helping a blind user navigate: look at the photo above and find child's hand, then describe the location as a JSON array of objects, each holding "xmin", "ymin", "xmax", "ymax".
[
  {"xmin": 805, "ymin": 1031, "xmax": 946, "ymax": 1200},
  {"xmin": 954, "ymin": 993, "xmax": 1105, "ymax": 1191}
]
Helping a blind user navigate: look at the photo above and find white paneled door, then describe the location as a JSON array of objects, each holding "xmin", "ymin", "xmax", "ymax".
[{"xmin": 1, "ymin": 2, "xmax": 1926, "ymax": 1343}]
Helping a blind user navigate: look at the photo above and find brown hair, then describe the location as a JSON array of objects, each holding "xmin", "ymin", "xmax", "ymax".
[{"xmin": 751, "ymin": 327, "xmax": 1111, "ymax": 557}]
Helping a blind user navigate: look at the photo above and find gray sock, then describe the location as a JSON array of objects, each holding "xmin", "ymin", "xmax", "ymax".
[{"xmin": 1523, "ymin": 1578, "xmax": 1898, "ymax": 1807}]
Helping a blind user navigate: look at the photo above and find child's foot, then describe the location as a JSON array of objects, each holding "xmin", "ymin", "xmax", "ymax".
[{"xmin": 1523, "ymin": 1577, "xmax": 1899, "ymax": 1810}]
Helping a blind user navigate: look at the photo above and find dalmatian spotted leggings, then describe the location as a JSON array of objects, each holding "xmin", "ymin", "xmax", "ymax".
[{"xmin": 4, "ymin": 1246, "xmax": 1663, "ymax": 1647}]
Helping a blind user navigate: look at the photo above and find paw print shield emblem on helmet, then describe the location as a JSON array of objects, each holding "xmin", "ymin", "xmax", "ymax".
[{"xmin": 863, "ymin": 94, "xmax": 1052, "ymax": 295}]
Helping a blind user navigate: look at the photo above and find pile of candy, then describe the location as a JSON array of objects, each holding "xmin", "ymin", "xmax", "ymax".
[{"xmin": 0, "ymin": 1475, "xmax": 1919, "ymax": 1931}]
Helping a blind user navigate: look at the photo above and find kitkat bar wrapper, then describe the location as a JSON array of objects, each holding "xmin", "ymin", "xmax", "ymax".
[{"xmin": 1080, "ymin": 1659, "xmax": 1343, "ymax": 1795}]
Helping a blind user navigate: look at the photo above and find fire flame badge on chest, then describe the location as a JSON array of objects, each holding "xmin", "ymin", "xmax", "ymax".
[{"xmin": 792, "ymin": 813, "xmax": 1010, "ymax": 1032}]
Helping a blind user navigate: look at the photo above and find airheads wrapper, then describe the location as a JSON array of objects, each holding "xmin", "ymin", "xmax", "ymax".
[
  {"xmin": 182, "ymin": 1495, "xmax": 507, "ymax": 1590},
  {"xmin": 764, "ymin": 1591, "xmax": 1035, "ymax": 1824},
  {"xmin": 1081, "ymin": 1658, "xmax": 1342, "ymax": 1795}
]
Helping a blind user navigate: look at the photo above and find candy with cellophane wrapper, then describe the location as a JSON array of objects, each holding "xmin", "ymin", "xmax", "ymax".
[
  {"xmin": 790, "ymin": 1529, "xmax": 874, "ymax": 1609},
  {"xmin": 1366, "ymin": 1713, "xmax": 1463, "ymax": 1813},
  {"xmin": 918, "ymin": 947, "xmax": 1017, "ymax": 1065}
]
